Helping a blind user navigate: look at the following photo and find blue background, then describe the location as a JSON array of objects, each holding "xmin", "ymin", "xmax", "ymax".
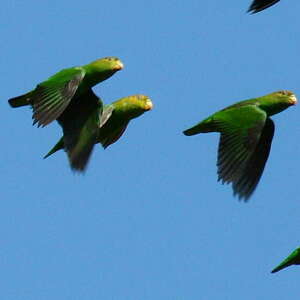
[{"xmin": 2, "ymin": 1, "xmax": 300, "ymax": 299}]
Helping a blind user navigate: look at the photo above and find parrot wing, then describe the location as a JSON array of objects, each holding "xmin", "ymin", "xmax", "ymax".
[
  {"xmin": 213, "ymin": 105, "xmax": 274, "ymax": 200},
  {"xmin": 57, "ymin": 89, "xmax": 102, "ymax": 171},
  {"xmin": 31, "ymin": 67, "xmax": 85, "ymax": 127}
]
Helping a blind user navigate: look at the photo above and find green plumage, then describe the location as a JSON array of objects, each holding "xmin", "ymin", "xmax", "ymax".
[
  {"xmin": 271, "ymin": 247, "xmax": 300, "ymax": 273},
  {"xmin": 248, "ymin": 0, "xmax": 280, "ymax": 13},
  {"xmin": 44, "ymin": 94, "xmax": 153, "ymax": 171},
  {"xmin": 8, "ymin": 57, "xmax": 124, "ymax": 127},
  {"xmin": 183, "ymin": 91, "xmax": 297, "ymax": 201}
]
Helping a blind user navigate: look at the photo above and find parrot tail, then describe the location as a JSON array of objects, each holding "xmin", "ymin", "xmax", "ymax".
[
  {"xmin": 183, "ymin": 117, "xmax": 216, "ymax": 136},
  {"xmin": 8, "ymin": 93, "xmax": 31, "ymax": 108},
  {"xmin": 44, "ymin": 138, "xmax": 64, "ymax": 159},
  {"xmin": 271, "ymin": 262, "xmax": 293, "ymax": 274}
]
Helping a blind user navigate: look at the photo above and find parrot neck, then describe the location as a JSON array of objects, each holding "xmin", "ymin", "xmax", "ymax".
[
  {"xmin": 112, "ymin": 100, "xmax": 146, "ymax": 121},
  {"xmin": 84, "ymin": 64, "xmax": 117, "ymax": 88},
  {"xmin": 259, "ymin": 101, "xmax": 291, "ymax": 116}
]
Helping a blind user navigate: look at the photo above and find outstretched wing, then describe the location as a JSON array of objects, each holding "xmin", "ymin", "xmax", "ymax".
[
  {"xmin": 30, "ymin": 67, "xmax": 85, "ymax": 127},
  {"xmin": 213, "ymin": 105, "xmax": 274, "ymax": 200},
  {"xmin": 231, "ymin": 118, "xmax": 274, "ymax": 199},
  {"xmin": 248, "ymin": 0, "xmax": 280, "ymax": 13},
  {"xmin": 57, "ymin": 89, "xmax": 102, "ymax": 171}
]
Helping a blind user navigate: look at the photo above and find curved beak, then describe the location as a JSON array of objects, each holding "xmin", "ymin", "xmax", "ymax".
[
  {"xmin": 144, "ymin": 99, "xmax": 153, "ymax": 111},
  {"xmin": 289, "ymin": 94, "xmax": 297, "ymax": 105},
  {"xmin": 114, "ymin": 61, "xmax": 124, "ymax": 71}
]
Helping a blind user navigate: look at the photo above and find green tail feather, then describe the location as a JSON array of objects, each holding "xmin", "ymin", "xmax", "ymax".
[
  {"xmin": 8, "ymin": 94, "xmax": 30, "ymax": 108},
  {"xmin": 44, "ymin": 138, "xmax": 64, "ymax": 159},
  {"xmin": 271, "ymin": 262, "xmax": 292, "ymax": 273},
  {"xmin": 183, "ymin": 117, "xmax": 215, "ymax": 136}
]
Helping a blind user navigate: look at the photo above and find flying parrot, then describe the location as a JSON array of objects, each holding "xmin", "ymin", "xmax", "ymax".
[
  {"xmin": 183, "ymin": 91, "xmax": 297, "ymax": 201},
  {"xmin": 8, "ymin": 57, "xmax": 124, "ymax": 127},
  {"xmin": 44, "ymin": 93, "xmax": 153, "ymax": 171},
  {"xmin": 271, "ymin": 247, "xmax": 300, "ymax": 273},
  {"xmin": 248, "ymin": 0, "xmax": 280, "ymax": 13}
]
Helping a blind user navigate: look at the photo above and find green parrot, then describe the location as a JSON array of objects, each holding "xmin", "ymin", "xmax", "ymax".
[
  {"xmin": 248, "ymin": 0, "xmax": 280, "ymax": 13},
  {"xmin": 8, "ymin": 57, "xmax": 123, "ymax": 127},
  {"xmin": 44, "ymin": 93, "xmax": 153, "ymax": 171},
  {"xmin": 271, "ymin": 247, "xmax": 300, "ymax": 273},
  {"xmin": 183, "ymin": 91, "xmax": 297, "ymax": 201}
]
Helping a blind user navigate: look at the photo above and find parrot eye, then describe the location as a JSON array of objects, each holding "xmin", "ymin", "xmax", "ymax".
[{"xmin": 278, "ymin": 90, "xmax": 291, "ymax": 96}]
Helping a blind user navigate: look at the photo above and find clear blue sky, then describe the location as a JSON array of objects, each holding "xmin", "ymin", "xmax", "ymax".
[{"xmin": 2, "ymin": 1, "xmax": 300, "ymax": 299}]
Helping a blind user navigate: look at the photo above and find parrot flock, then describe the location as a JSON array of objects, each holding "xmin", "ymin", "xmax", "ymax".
[
  {"xmin": 8, "ymin": 0, "xmax": 299, "ymax": 276},
  {"xmin": 9, "ymin": 57, "xmax": 153, "ymax": 171}
]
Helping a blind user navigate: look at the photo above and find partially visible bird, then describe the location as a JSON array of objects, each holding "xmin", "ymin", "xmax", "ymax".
[
  {"xmin": 44, "ymin": 93, "xmax": 153, "ymax": 171},
  {"xmin": 8, "ymin": 57, "xmax": 124, "ymax": 127},
  {"xmin": 248, "ymin": 0, "xmax": 280, "ymax": 13},
  {"xmin": 183, "ymin": 91, "xmax": 297, "ymax": 201},
  {"xmin": 271, "ymin": 247, "xmax": 300, "ymax": 273}
]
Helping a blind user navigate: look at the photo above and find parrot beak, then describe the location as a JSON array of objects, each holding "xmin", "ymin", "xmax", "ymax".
[
  {"xmin": 144, "ymin": 99, "xmax": 153, "ymax": 111},
  {"xmin": 289, "ymin": 94, "xmax": 297, "ymax": 105},
  {"xmin": 114, "ymin": 61, "xmax": 124, "ymax": 71}
]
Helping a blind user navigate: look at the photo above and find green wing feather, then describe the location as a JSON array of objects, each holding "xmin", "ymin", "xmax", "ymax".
[
  {"xmin": 99, "ymin": 123, "xmax": 129, "ymax": 149},
  {"xmin": 57, "ymin": 89, "xmax": 102, "ymax": 171},
  {"xmin": 230, "ymin": 118, "xmax": 274, "ymax": 199},
  {"xmin": 97, "ymin": 104, "xmax": 130, "ymax": 149},
  {"xmin": 213, "ymin": 105, "xmax": 272, "ymax": 200},
  {"xmin": 31, "ymin": 67, "xmax": 85, "ymax": 127},
  {"xmin": 99, "ymin": 105, "xmax": 114, "ymax": 128}
]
